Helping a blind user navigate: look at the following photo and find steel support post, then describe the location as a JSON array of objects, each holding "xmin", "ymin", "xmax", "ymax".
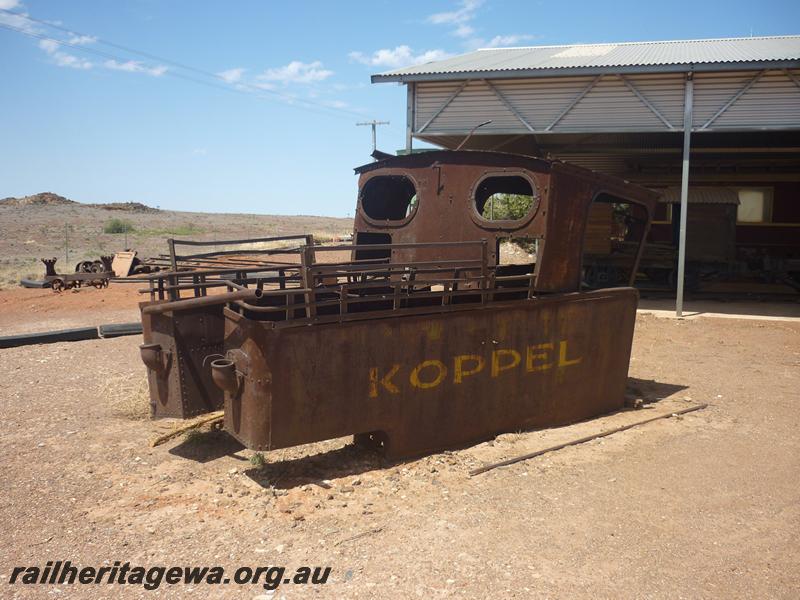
[
  {"xmin": 676, "ymin": 74, "xmax": 693, "ymax": 317},
  {"xmin": 406, "ymin": 83, "xmax": 415, "ymax": 153}
]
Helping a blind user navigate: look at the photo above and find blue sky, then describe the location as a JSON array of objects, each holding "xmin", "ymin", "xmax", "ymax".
[{"xmin": 1, "ymin": 0, "xmax": 797, "ymax": 217}]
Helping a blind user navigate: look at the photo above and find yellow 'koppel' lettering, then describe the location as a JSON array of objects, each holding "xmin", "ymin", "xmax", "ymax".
[
  {"xmin": 558, "ymin": 340, "xmax": 582, "ymax": 367},
  {"xmin": 369, "ymin": 339, "xmax": 582, "ymax": 397},
  {"xmin": 491, "ymin": 349, "xmax": 521, "ymax": 378},
  {"xmin": 526, "ymin": 343, "xmax": 554, "ymax": 372},
  {"xmin": 454, "ymin": 354, "xmax": 484, "ymax": 384},
  {"xmin": 410, "ymin": 360, "xmax": 448, "ymax": 389},
  {"xmin": 369, "ymin": 364, "xmax": 401, "ymax": 398}
]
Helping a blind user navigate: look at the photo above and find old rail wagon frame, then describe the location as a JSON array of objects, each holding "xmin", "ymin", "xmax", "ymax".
[{"xmin": 138, "ymin": 151, "xmax": 657, "ymax": 459}]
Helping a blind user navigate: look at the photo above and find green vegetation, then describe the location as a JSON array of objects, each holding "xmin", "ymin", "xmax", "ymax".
[
  {"xmin": 103, "ymin": 218, "xmax": 135, "ymax": 234},
  {"xmin": 249, "ymin": 452, "xmax": 267, "ymax": 468},
  {"xmin": 481, "ymin": 193, "xmax": 533, "ymax": 221}
]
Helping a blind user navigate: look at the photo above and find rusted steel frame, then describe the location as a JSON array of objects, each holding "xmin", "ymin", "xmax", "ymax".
[
  {"xmin": 135, "ymin": 264, "xmax": 301, "ymax": 280},
  {"xmin": 236, "ymin": 286, "xmax": 493, "ymax": 316},
  {"xmin": 337, "ymin": 286, "xmax": 487, "ymax": 304},
  {"xmin": 312, "ymin": 259, "xmax": 484, "ymax": 272},
  {"xmin": 167, "ymin": 273, "xmax": 179, "ymax": 301},
  {"xmin": 168, "ymin": 233, "xmax": 309, "ymax": 248},
  {"xmin": 137, "ymin": 279, "xmax": 257, "ymax": 295},
  {"xmin": 142, "ymin": 288, "xmax": 262, "ymax": 315},
  {"xmin": 192, "ymin": 274, "xmax": 201, "ymax": 298},
  {"xmin": 177, "ymin": 247, "xmax": 304, "ymax": 259},
  {"xmin": 313, "ymin": 240, "xmax": 486, "ymax": 253},
  {"xmin": 44, "ymin": 271, "xmax": 112, "ymax": 282},
  {"xmin": 304, "ymin": 234, "xmax": 316, "ymax": 265},
  {"xmin": 151, "ymin": 249, "xmax": 305, "ymax": 263},
  {"xmin": 144, "ymin": 255, "xmax": 288, "ymax": 269},
  {"xmin": 481, "ymin": 240, "xmax": 489, "ymax": 304},
  {"xmin": 392, "ymin": 278, "xmax": 405, "ymax": 309},
  {"xmin": 331, "ymin": 276, "xmax": 486, "ymax": 295},
  {"xmin": 178, "ymin": 276, "xmax": 298, "ymax": 294},
  {"xmin": 309, "ymin": 269, "xmax": 483, "ymax": 287},
  {"xmin": 161, "ymin": 256, "xmax": 300, "ymax": 271},
  {"xmin": 300, "ymin": 245, "xmax": 316, "ymax": 319},
  {"xmin": 310, "ymin": 259, "xmax": 484, "ymax": 275},
  {"xmin": 330, "ymin": 274, "xmax": 485, "ymax": 292},
  {"xmin": 168, "ymin": 238, "xmax": 177, "ymax": 271},
  {"xmin": 242, "ymin": 295, "xmax": 538, "ymax": 329},
  {"xmin": 493, "ymin": 274, "xmax": 535, "ymax": 283}
]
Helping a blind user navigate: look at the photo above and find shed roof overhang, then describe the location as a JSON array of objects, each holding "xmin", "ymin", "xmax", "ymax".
[{"xmin": 373, "ymin": 60, "xmax": 800, "ymax": 83}]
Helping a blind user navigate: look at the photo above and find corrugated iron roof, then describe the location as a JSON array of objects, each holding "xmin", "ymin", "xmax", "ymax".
[
  {"xmin": 660, "ymin": 187, "xmax": 740, "ymax": 205},
  {"xmin": 373, "ymin": 36, "xmax": 800, "ymax": 82}
]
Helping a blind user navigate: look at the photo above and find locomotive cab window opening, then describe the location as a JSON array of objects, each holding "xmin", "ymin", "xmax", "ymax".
[
  {"xmin": 581, "ymin": 193, "xmax": 649, "ymax": 290},
  {"xmin": 360, "ymin": 175, "xmax": 418, "ymax": 221},
  {"xmin": 474, "ymin": 174, "xmax": 539, "ymax": 222}
]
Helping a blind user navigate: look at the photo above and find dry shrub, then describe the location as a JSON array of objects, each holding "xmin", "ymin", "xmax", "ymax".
[{"xmin": 102, "ymin": 373, "xmax": 151, "ymax": 420}]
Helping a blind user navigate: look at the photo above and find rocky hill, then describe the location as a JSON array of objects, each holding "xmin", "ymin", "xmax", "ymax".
[
  {"xmin": 88, "ymin": 202, "xmax": 157, "ymax": 213},
  {"xmin": 0, "ymin": 193, "xmax": 158, "ymax": 213},
  {"xmin": 0, "ymin": 192, "xmax": 76, "ymax": 207}
]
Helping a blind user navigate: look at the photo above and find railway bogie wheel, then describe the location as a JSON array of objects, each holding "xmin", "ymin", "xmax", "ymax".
[{"xmin": 51, "ymin": 278, "xmax": 64, "ymax": 292}]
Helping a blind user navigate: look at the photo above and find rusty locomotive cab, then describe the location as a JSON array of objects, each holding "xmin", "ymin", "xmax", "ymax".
[{"xmin": 138, "ymin": 151, "xmax": 656, "ymax": 459}]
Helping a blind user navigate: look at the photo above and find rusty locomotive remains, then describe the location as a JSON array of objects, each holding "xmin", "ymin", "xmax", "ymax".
[{"xmin": 138, "ymin": 151, "xmax": 656, "ymax": 459}]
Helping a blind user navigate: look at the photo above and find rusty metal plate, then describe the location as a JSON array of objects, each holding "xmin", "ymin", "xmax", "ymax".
[
  {"xmin": 221, "ymin": 288, "xmax": 639, "ymax": 459},
  {"xmin": 112, "ymin": 251, "xmax": 137, "ymax": 278},
  {"xmin": 140, "ymin": 302, "xmax": 225, "ymax": 419}
]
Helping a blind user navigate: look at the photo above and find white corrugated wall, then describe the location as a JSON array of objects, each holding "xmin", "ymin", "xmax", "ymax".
[{"xmin": 413, "ymin": 69, "xmax": 800, "ymax": 135}]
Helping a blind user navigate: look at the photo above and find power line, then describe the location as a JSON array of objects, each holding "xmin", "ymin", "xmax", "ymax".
[{"xmin": 0, "ymin": 8, "xmax": 366, "ymax": 120}]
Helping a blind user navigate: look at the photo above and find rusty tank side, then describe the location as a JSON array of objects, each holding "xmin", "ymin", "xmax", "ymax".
[
  {"xmin": 220, "ymin": 288, "xmax": 638, "ymax": 459},
  {"xmin": 138, "ymin": 150, "xmax": 657, "ymax": 460}
]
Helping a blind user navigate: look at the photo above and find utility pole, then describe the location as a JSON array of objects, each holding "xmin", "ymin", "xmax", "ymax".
[{"xmin": 356, "ymin": 120, "xmax": 389, "ymax": 154}]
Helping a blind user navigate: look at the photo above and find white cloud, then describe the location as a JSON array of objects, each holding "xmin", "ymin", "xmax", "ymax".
[
  {"xmin": 53, "ymin": 52, "xmax": 92, "ymax": 69},
  {"xmin": 0, "ymin": 5, "xmax": 39, "ymax": 34},
  {"xmin": 104, "ymin": 59, "xmax": 167, "ymax": 77},
  {"xmin": 38, "ymin": 38, "xmax": 58, "ymax": 53},
  {"xmin": 479, "ymin": 34, "xmax": 537, "ymax": 49},
  {"xmin": 67, "ymin": 34, "xmax": 96, "ymax": 46},
  {"xmin": 349, "ymin": 46, "xmax": 453, "ymax": 69},
  {"xmin": 38, "ymin": 38, "xmax": 93, "ymax": 69},
  {"xmin": 454, "ymin": 23, "xmax": 475, "ymax": 38},
  {"xmin": 217, "ymin": 67, "xmax": 245, "ymax": 83},
  {"xmin": 423, "ymin": 0, "xmax": 537, "ymax": 51},
  {"xmin": 427, "ymin": 0, "xmax": 483, "ymax": 37},
  {"xmin": 256, "ymin": 60, "xmax": 333, "ymax": 85},
  {"xmin": 192, "ymin": 148, "xmax": 207, "ymax": 156}
]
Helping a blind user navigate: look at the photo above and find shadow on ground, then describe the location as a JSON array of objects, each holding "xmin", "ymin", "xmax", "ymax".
[
  {"xmin": 243, "ymin": 444, "xmax": 385, "ymax": 491},
  {"xmin": 626, "ymin": 377, "xmax": 688, "ymax": 406},
  {"xmin": 168, "ymin": 429, "xmax": 246, "ymax": 463},
  {"xmin": 165, "ymin": 377, "xmax": 688, "ymax": 486}
]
